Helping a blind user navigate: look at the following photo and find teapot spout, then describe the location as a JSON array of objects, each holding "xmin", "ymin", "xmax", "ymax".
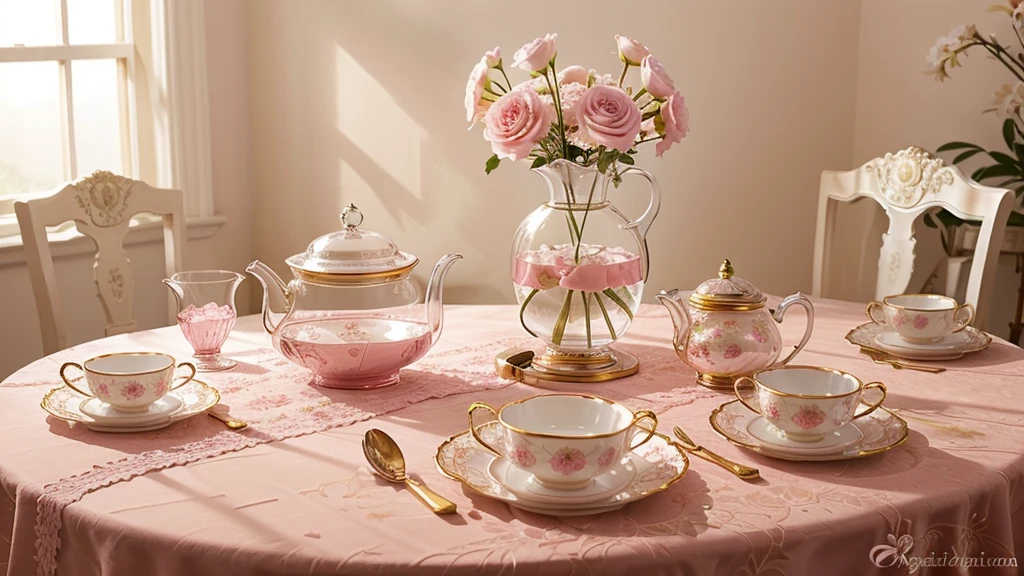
[
  {"xmin": 162, "ymin": 278, "xmax": 184, "ymax": 306},
  {"xmin": 656, "ymin": 289, "xmax": 693, "ymax": 352},
  {"xmin": 425, "ymin": 253, "xmax": 463, "ymax": 344},
  {"xmin": 245, "ymin": 260, "xmax": 291, "ymax": 334}
]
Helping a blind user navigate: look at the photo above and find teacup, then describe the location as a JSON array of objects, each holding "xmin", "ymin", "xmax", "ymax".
[
  {"xmin": 468, "ymin": 393, "xmax": 658, "ymax": 490},
  {"xmin": 60, "ymin": 353, "xmax": 196, "ymax": 412},
  {"xmin": 734, "ymin": 365, "xmax": 886, "ymax": 443},
  {"xmin": 867, "ymin": 294, "xmax": 974, "ymax": 344}
]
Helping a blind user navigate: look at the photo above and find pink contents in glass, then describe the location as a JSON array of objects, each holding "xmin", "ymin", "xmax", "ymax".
[{"xmin": 177, "ymin": 302, "xmax": 237, "ymax": 355}]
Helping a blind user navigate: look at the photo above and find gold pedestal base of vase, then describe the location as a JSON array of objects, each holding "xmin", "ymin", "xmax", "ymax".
[
  {"xmin": 495, "ymin": 347, "xmax": 639, "ymax": 389},
  {"xmin": 697, "ymin": 372, "xmax": 740, "ymax": 392}
]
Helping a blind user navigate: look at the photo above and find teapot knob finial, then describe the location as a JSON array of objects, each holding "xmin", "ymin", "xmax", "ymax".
[
  {"xmin": 719, "ymin": 259, "xmax": 734, "ymax": 279},
  {"xmin": 341, "ymin": 204, "xmax": 364, "ymax": 229}
]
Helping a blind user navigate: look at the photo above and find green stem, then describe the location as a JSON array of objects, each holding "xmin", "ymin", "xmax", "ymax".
[
  {"xmin": 595, "ymin": 293, "xmax": 617, "ymax": 340},
  {"xmin": 573, "ymin": 169, "xmax": 600, "ymax": 262},
  {"xmin": 551, "ymin": 290, "xmax": 574, "ymax": 345},
  {"xmin": 562, "ymin": 182, "xmax": 582, "ymax": 244},
  {"xmin": 602, "ymin": 288, "xmax": 634, "ymax": 320},
  {"xmin": 632, "ymin": 87, "xmax": 648, "ymax": 101},
  {"xmin": 496, "ymin": 62, "xmax": 513, "ymax": 92},
  {"xmin": 617, "ymin": 61, "xmax": 629, "ymax": 88},
  {"xmin": 581, "ymin": 292, "xmax": 592, "ymax": 348},
  {"xmin": 518, "ymin": 288, "xmax": 540, "ymax": 338},
  {"xmin": 978, "ymin": 39, "xmax": 1024, "ymax": 82},
  {"xmin": 634, "ymin": 136, "xmax": 665, "ymax": 146},
  {"xmin": 545, "ymin": 63, "xmax": 569, "ymax": 159}
]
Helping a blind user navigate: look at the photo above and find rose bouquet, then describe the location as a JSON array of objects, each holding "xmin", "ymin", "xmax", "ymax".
[
  {"xmin": 465, "ymin": 33, "xmax": 688, "ymax": 362},
  {"xmin": 925, "ymin": 4, "xmax": 1024, "ymax": 242}
]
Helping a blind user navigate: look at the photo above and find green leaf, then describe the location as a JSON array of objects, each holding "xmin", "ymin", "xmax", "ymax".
[
  {"xmin": 1009, "ymin": 210, "xmax": 1024, "ymax": 227},
  {"xmin": 597, "ymin": 150, "xmax": 618, "ymax": 173},
  {"xmin": 530, "ymin": 156, "xmax": 548, "ymax": 169},
  {"xmin": 936, "ymin": 141, "xmax": 983, "ymax": 152},
  {"xmin": 485, "ymin": 154, "xmax": 500, "ymax": 175},
  {"xmin": 923, "ymin": 213, "xmax": 938, "ymax": 229},
  {"xmin": 617, "ymin": 154, "xmax": 635, "ymax": 166},
  {"xmin": 952, "ymin": 149, "xmax": 984, "ymax": 164},
  {"xmin": 551, "ymin": 290, "xmax": 574, "ymax": 345},
  {"xmin": 989, "ymin": 150, "xmax": 1019, "ymax": 166},
  {"xmin": 996, "ymin": 178, "xmax": 1024, "ymax": 187},
  {"xmin": 929, "ymin": 208, "xmax": 968, "ymax": 228},
  {"xmin": 976, "ymin": 164, "xmax": 1021, "ymax": 180},
  {"xmin": 1004, "ymin": 118, "xmax": 1016, "ymax": 150}
]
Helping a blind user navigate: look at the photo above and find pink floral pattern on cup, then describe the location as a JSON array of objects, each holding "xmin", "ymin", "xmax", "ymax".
[
  {"xmin": 550, "ymin": 447, "xmax": 587, "ymax": 475},
  {"xmin": 893, "ymin": 312, "xmax": 906, "ymax": 328},
  {"xmin": 97, "ymin": 383, "xmax": 110, "ymax": 398},
  {"xmin": 766, "ymin": 401, "xmax": 780, "ymax": 419},
  {"xmin": 120, "ymin": 382, "xmax": 146, "ymax": 401},
  {"xmin": 791, "ymin": 405, "xmax": 827, "ymax": 430},
  {"xmin": 512, "ymin": 446, "xmax": 536, "ymax": 468},
  {"xmin": 597, "ymin": 447, "xmax": 617, "ymax": 467},
  {"xmin": 913, "ymin": 314, "xmax": 929, "ymax": 330}
]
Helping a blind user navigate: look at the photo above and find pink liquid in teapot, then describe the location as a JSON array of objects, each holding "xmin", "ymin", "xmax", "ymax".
[
  {"xmin": 277, "ymin": 317, "xmax": 432, "ymax": 389},
  {"xmin": 177, "ymin": 303, "xmax": 237, "ymax": 355}
]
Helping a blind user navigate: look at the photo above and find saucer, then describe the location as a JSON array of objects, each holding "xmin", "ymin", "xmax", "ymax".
[
  {"xmin": 487, "ymin": 456, "xmax": 637, "ymax": 506},
  {"xmin": 746, "ymin": 417, "xmax": 864, "ymax": 456},
  {"xmin": 79, "ymin": 395, "xmax": 183, "ymax": 426},
  {"xmin": 436, "ymin": 421, "xmax": 688, "ymax": 516},
  {"xmin": 42, "ymin": 380, "xmax": 220, "ymax": 433},
  {"xmin": 846, "ymin": 322, "xmax": 990, "ymax": 361},
  {"xmin": 710, "ymin": 399, "xmax": 908, "ymax": 461}
]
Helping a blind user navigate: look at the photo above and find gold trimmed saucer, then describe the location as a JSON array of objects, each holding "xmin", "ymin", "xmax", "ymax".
[
  {"xmin": 846, "ymin": 322, "xmax": 991, "ymax": 361},
  {"xmin": 435, "ymin": 421, "xmax": 688, "ymax": 515},
  {"xmin": 41, "ymin": 380, "xmax": 221, "ymax": 433},
  {"xmin": 495, "ymin": 347, "xmax": 639, "ymax": 389},
  {"xmin": 709, "ymin": 399, "xmax": 909, "ymax": 461}
]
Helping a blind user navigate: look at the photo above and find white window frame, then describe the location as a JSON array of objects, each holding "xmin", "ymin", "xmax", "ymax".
[{"xmin": 0, "ymin": 0, "xmax": 216, "ymax": 246}]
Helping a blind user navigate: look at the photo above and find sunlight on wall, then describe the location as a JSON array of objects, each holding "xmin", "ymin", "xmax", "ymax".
[{"xmin": 334, "ymin": 45, "xmax": 424, "ymax": 200}]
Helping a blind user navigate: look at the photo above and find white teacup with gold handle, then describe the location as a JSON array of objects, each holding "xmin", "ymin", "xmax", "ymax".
[
  {"xmin": 734, "ymin": 365, "xmax": 886, "ymax": 443},
  {"xmin": 60, "ymin": 352, "xmax": 197, "ymax": 412},
  {"xmin": 468, "ymin": 393, "xmax": 658, "ymax": 490},
  {"xmin": 867, "ymin": 294, "xmax": 974, "ymax": 344}
]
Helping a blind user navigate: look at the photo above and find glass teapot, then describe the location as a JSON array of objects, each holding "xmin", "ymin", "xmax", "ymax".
[
  {"xmin": 656, "ymin": 259, "xmax": 814, "ymax": 391},
  {"xmin": 246, "ymin": 204, "xmax": 462, "ymax": 389}
]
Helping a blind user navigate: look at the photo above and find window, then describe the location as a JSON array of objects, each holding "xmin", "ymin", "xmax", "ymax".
[{"xmin": 0, "ymin": 0, "xmax": 136, "ymax": 235}]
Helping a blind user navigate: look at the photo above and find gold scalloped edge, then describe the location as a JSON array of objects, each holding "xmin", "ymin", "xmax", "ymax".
[{"xmin": 40, "ymin": 380, "xmax": 221, "ymax": 426}]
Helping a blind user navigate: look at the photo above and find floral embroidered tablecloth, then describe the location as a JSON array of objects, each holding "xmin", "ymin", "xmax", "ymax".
[{"xmin": 1, "ymin": 301, "xmax": 1023, "ymax": 575}]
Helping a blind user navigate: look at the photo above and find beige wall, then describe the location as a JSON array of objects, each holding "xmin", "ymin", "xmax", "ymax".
[
  {"xmin": 0, "ymin": 0, "xmax": 254, "ymax": 379},
  {"xmin": 850, "ymin": 0, "xmax": 1020, "ymax": 337},
  {"xmin": 247, "ymin": 0, "xmax": 862, "ymax": 307}
]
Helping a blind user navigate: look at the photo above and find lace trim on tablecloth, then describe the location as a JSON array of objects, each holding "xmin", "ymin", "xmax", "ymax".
[{"xmin": 32, "ymin": 323, "xmax": 709, "ymax": 576}]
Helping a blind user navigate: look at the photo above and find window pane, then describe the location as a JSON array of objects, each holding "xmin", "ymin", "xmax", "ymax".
[
  {"xmin": 0, "ymin": 62, "xmax": 64, "ymax": 199},
  {"xmin": 67, "ymin": 0, "xmax": 117, "ymax": 45},
  {"xmin": 72, "ymin": 59, "xmax": 123, "ymax": 178},
  {"xmin": 0, "ymin": 0, "xmax": 59, "ymax": 47}
]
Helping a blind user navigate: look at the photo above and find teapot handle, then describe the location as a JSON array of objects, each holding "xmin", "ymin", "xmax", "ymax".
[
  {"xmin": 770, "ymin": 292, "xmax": 815, "ymax": 367},
  {"xmin": 618, "ymin": 167, "xmax": 661, "ymax": 281}
]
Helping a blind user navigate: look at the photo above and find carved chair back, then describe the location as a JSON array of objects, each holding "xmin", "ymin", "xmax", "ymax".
[
  {"xmin": 15, "ymin": 171, "xmax": 185, "ymax": 354},
  {"xmin": 812, "ymin": 146, "xmax": 1014, "ymax": 330}
]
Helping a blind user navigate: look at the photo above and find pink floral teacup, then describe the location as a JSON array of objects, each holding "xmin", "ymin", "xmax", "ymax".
[
  {"xmin": 867, "ymin": 294, "xmax": 974, "ymax": 344},
  {"xmin": 734, "ymin": 365, "xmax": 886, "ymax": 443},
  {"xmin": 468, "ymin": 394, "xmax": 658, "ymax": 490},
  {"xmin": 60, "ymin": 353, "xmax": 196, "ymax": 412}
]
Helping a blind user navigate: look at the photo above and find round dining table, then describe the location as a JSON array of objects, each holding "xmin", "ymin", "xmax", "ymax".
[{"xmin": 2, "ymin": 298, "xmax": 1024, "ymax": 576}]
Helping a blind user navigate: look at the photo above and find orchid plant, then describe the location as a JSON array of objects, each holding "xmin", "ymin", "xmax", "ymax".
[
  {"xmin": 925, "ymin": 4, "xmax": 1024, "ymax": 244},
  {"xmin": 465, "ymin": 34, "xmax": 689, "ymax": 347}
]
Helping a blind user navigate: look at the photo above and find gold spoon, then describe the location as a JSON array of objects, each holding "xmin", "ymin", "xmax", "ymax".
[
  {"xmin": 362, "ymin": 429, "xmax": 457, "ymax": 514},
  {"xmin": 673, "ymin": 426, "xmax": 760, "ymax": 481},
  {"xmin": 208, "ymin": 410, "xmax": 248, "ymax": 430},
  {"xmin": 860, "ymin": 347, "xmax": 946, "ymax": 373}
]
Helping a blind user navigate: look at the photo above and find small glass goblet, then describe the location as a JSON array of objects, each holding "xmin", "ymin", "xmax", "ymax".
[{"xmin": 163, "ymin": 270, "xmax": 244, "ymax": 372}]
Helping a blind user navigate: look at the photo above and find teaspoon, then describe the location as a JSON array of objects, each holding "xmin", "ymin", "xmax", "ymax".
[{"xmin": 362, "ymin": 429, "xmax": 458, "ymax": 514}]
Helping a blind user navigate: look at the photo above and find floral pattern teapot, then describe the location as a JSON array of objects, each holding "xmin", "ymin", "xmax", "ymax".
[{"xmin": 657, "ymin": 259, "xmax": 814, "ymax": 391}]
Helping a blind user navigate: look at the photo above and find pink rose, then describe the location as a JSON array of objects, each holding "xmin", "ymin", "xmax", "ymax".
[
  {"xmin": 655, "ymin": 91, "xmax": 689, "ymax": 157},
  {"xmin": 615, "ymin": 35, "xmax": 650, "ymax": 66},
  {"xmin": 484, "ymin": 46, "xmax": 501, "ymax": 68},
  {"xmin": 511, "ymin": 33, "xmax": 557, "ymax": 73},
  {"xmin": 575, "ymin": 85, "xmax": 642, "ymax": 152},
  {"xmin": 483, "ymin": 89, "xmax": 555, "ymax": 161},
  {"xmin": 464, "ymin": 58, "xmax": 490, "ymax": 122},
  {"xmin": 641, "ymin": 55, "xmax": 676, "ymax": 99},
  {"xmin": 558, "ymin": 65, "xmax": 588, "ymax": 86}
]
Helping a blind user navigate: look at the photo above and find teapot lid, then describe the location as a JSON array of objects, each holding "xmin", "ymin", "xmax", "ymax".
[
  {"xmin": 688, "ymin": 259, "xmax": 766, "ymax": 311},
  {"xmin": 285, "ymin": 204, "xmax": 418, "ymax": 284}
]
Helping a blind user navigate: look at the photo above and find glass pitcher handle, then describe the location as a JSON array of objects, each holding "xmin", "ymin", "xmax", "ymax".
[{"xmin": 619, "ymin": 168, "xmax": 662, "ymax": 281}]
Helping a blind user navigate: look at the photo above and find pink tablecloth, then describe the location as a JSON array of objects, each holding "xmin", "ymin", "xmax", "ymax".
[{"xmin": 2, "ymin": 301, "xmax": 1024, "ymax": 575}]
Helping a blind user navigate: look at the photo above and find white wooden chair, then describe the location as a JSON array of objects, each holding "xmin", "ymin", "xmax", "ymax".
[
  {"xmin": 812, "ymin": 146, "xmax": 1015, "ymax": 331},
  {"xmin": 15, "ymin": 171, "xmax": 185, "ymax": 354}
]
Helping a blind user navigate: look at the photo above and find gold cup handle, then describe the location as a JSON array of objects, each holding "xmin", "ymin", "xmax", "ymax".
[
  {"xmin": 734, "ymin": 376, "xmax": 762, "ymax": 415},
  {"xmin": 952, "ymin": 303, "xmax": 975, "ymax": 333},
  {"xmin": 853, "ymin": 381, "xmax": 887, "ymax": 419},
  {"xmin": 628, "ymin": 409, "xmax": 659, "ymax": 450},
  {"xmin": 59, "ymin": 362, "xmax": 93, "ymax": 397},
  {"xmin": 866, "ymin": 301, "xmax": 887, "ymax": 325},
  {"xmin": 467, "ymin": 402, "xmax": 503, "ymax": 457},
  {"xmin": 171, "ymin": 362, "xmax": 197, "ymax": 390}
]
